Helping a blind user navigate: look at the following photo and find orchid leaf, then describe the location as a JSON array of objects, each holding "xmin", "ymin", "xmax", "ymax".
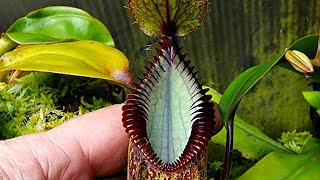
[
  {"xmin": 303, "ymin": 91, "xmax": 320, "ymax": 110},
  {"xmin": 303, "ymin": 91, "xmax": 320, "ymax": 117},
  {"xmin": 128, "ymin": 0, "xmax": 208, "ymax": 37},
  {"xmin": 206, "ymin": 87, "xmax": 292, "ymax": 160},
  {"xmin": 212, "ymin": 116, "xmax": 293, "ymax": 160},
  {"xmin": 122, "ymin": 37, "xmax": 215, "ymax": 171},
  {"xmin": 279, "ymin": 34, "xmax": 320, "ymax": 80},
  {"xmin": 220, "ymin": 58, "xmax": 282, "ymax": 124},
  {"xmin": 219, "ymin": 34, "xmax": 319, "ymax": 178},
  {"xmin": 285, "ymin": 35, "xmax": 318, "ymax": 57},
  {"xmin": 238, "ymin": 138, "xmax": 320, "ymax": 180},
  {"xmin": 0, "ymin": 40, "xmax": 132, "ymax": 85},
  {"xmin": 6, "ymin": 6, "xmax": 114, "ymax": 46},
  {"xmin": 220, "ymin": 34, "xmax": 319, "ymax": 125}
]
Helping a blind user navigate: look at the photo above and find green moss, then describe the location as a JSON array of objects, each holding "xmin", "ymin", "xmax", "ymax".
[
  {"xmin": 277, "ymin": 130, "xmax": 312, "ymax": 154},
  {"xmin": 207, "ymin": 150, "xmax": 255, "ymax": 180},
  {"xmin": 207, "ymin": 160, "xmax": 224, "ymax": 179},
  {"xmin": 0, "ymin": 72, "xmax": 124, "ymax": 139}
]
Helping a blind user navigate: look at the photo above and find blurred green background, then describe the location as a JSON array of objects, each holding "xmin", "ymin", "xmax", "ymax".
[{"xmin": 1, "ymin": 0, "xmax": 320, "ymax": 138}]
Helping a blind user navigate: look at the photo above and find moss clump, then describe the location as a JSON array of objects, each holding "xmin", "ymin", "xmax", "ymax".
[
  {"xmin": 207, "ymin": 150, "xmax": 255, "ymax": 180},
  {"xmin": 207, "ymin": 160, "xmax": 223, "ymax": 179},
  {"xmin": 0, "ymin": 72, "xmax": 125, "ymax": 139},
  {"xmin": 277, "ymin": 130, "xmax": 312, "ymax": 154}
]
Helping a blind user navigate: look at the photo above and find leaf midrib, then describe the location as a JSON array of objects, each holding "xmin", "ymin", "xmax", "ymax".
[
  {"xmin": 286, "ymin": 152, "xmax": 320, "ymax": 179},
  {"xmin": 235, "ymin": 117, "xmax": 294, "ymax": 154}
]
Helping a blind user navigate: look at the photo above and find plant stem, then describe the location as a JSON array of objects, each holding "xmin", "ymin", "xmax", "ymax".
[
  {"xmin": 8, "ymin": 70, "xmax": 23, "ymax": 84},
  {"xmin": 221, "ymin": 109, "xmax": 236, "ymax": 180}
]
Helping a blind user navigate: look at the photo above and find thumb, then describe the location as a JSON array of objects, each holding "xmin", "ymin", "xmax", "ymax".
[{"xmin": 45, "ymin": 103, "xmax": 129, "ymax": 177}]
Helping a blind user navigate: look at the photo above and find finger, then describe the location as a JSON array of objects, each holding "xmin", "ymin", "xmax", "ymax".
[{"xmin": 44, "ymin": 103, "xmax": 129, "ymax": 177}]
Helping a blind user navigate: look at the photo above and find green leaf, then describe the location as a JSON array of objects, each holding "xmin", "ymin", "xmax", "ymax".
[
  {"xmin": 303, "ymin": 91, "xmax": 320, "ymax": 109},
  {"xmin": 212, "ymin": 116, "xmax": 293, "ymax": 160},
  {"xmin": 0, "ymin": 33, "xmax": 18, "ymax": 56},
  {"xmin": 238, "ymin": 138, "xmax": 320, "ymax": 180},
  {"xmin": 204, "ymin": 85, "xmax": 222, "ymax": 103},
  {"xmin": 279, "ymin": 34, "xmax": 320, "ymax": 80},
  {"xmin": 220, "ymin": 60, "xmax": 281, "ymax": 124},
  {"xmin": 206, "ymin": 87, "xmax": 293, "ymax": 160},
  {"xmin": 285, "ymin": 35, "xmax": 318, "ymax": 59},
  {"xmin": 220, "ymin": 34, "xmax": 319, "ymax": 125},
  {"xmin": 6, "ymin": 6, "xmax": 114, "ymax": 46},
  {"xmin": 128, "ymin": 0, "xmax": 208, "ymax": 37},
  {"xmin": 218, "ymin": 34, "xmax": 320, "ymax": 178},
  {"xmin": 25, "ymin": 6, "xmax": 92, "ymax": 18},
  {"xmin": 0, "ymin": 40, "xmax": 132, "ymax": 85}
]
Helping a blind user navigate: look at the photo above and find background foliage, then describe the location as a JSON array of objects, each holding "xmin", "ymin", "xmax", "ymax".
[{"xmin": 1, "ymin": 0, "xmax": 317, "ymax": 138}]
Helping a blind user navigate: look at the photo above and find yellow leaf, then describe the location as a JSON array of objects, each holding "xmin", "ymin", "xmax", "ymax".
[{"xmin": 0, "ymin": 40, "xmax": 132, "ymax": 85}]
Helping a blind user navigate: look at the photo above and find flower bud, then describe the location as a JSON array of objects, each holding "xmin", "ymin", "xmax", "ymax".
[{"xmin": 285, "ymin": 50, "xmax": 314, "ymax": 74}]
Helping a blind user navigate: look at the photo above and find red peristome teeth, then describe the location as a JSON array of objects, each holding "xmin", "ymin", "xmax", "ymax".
[{"xmin": 122, "ymin": 36, "xmax": 216, "ymax": 172}]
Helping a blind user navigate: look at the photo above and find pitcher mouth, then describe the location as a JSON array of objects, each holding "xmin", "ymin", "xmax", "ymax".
[{"xmin": 122, "ymin": 36, "xmax": 216, "ymax": 171}]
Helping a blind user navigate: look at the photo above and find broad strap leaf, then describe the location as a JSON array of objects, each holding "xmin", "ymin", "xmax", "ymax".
[
  {"xmin": 238, "ymin": 138, "xmax": 320, "ymax": 179},
  {"xmin": 128, "ymin": 0, "xmax": 208, "ymax": 37},
  {"xmin": 6, "ymin": 6, "xmax": 114, "ymax": 46},
  {"xmin": 0, "ymin": 40, "xmax": 132, "ymax": 85},
  {"xmin": 218, "ymin": 34, "xmax": 319, "ymax": 178},
  {"xmin": 220, "ymin": 34, "xmax": 319, "ymax": 124},
  {"xmin": 303, "ymin": 91, "xmax": 320, "ymax": 110},
  {"xmin": 26, "ymin": 6, "xmax": 92, "ymax": 18},
  {"xmin": 205, "ymin": 87, "xmax": 293, "ymax": 160},
  {"xmin": 0, "ymin": 34, "xmax": 17, "ymax": 57},
  {"xmin": 122, "ymin": 36, "xmax": 215, "ymax": 171}
]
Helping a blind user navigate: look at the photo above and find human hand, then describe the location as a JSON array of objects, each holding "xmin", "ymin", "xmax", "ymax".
[
  {"xmin": 0, "ymin": 104, "xmax": 128, "ymax": 179},
  {"xmin": 0, "ymin": 102, "xmax": 223, "ymax": 180}
]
